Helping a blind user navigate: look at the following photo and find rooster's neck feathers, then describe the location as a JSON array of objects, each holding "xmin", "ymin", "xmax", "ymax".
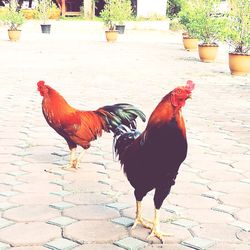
[
  {"xmin": 146, "ymin": 93, "xmax": 186, "ymax": 137},
  {"xmin": 147, "ymin": 94, "xmax": 173, "ymax": 125},
  {"xmin": 46, "ymin": 87, "xmax": 74, "ymax": 108},
  {"xmin": 42, "ymin": 87, "xmax": 76, "ymax": 124}
]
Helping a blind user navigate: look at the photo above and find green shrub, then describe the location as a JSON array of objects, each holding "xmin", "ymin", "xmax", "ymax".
[
  {"xmin": 100, "ymin": 0, "xmax": 132, "ymax": 30},
  {"xmin": 35, "ymin": 0, "xmax": 52, "ymax": 23},
  {"xmin": 179, "ymin": 0, "xmax": 227, "ymax": 44},
  {"xmin": 178, "ymin": 1, "xmax": 200, "ymax": 38},
  {"xmin": 1, "ymin": 0, "xmax": 24, "ymax": 30},
  {"xmin": 223, "ymin": 0, "xmax": 250, "ymax": 54}
]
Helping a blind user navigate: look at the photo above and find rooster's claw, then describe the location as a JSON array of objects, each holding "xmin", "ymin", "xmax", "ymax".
[{"xmin": 147, "ymin": 229, "xmax": 172, "ymax": 243}]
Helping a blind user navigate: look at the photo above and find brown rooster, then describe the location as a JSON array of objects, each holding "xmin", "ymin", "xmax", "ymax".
[
  {"xmin": 114, "ymin": 80, "xmax": 195, "ymax": 242},
  {"xmin": 37, "ymin": 81, "xmax": 145, "ymax": 169}
]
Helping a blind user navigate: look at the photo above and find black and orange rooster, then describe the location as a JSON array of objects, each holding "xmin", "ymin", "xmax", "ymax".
[
  {"xmin": 114, "ymin": 80, "xmax": 195, "ymax": 242},
  {"xmin": 37, "ymin": 81, "xmax": 145, "ymax": 169}
]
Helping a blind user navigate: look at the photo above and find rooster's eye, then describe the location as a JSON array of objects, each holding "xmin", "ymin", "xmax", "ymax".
[{"xmin": 177, "ymin": 89, "xmax": 181, "ymax": 94}]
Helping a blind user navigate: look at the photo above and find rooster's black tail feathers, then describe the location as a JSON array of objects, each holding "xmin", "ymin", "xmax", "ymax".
[
  {"xmin": 97, "ymin": 103, "xmax": 146, "ymax": 133},
  {"xmin": 95, "ymin": 103, "xmax": 145, "ymax": 164},
  {"xmin": 113, "ymin": 125, "xmax": 141, "ymax": 165}
]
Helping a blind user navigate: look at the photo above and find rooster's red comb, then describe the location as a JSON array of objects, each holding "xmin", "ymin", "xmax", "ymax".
[
  {"xmin": 37, "ymin": 81, "xmax": 45, "ymax": 88},
  {"xmin": 185, "ymin": 80, "xmax": 195, "ymax": 91}
]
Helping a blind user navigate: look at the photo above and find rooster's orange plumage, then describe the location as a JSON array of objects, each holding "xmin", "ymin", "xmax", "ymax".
[{"xmin": 37, "ymin": 81, "xmax": 145, "ymax": 169}]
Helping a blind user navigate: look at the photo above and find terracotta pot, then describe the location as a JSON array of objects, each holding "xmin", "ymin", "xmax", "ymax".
[
  {"xmin": 229, "ymin": 53, "xmax": 250, "ymax": 76},
  {"xmin": 182, "ymin": 37, "xmax": 198, "ymax": 51},
  {"xmin": 105, "ymin": 30, "xmax": 118, "ymax": 42},
  {"xmin": 8, "ymin": 30, "xmax": 21, "ymax": 42},
  {"xmin": 198, "ymin": 44, "xmax": 218, "ymax": 62}
]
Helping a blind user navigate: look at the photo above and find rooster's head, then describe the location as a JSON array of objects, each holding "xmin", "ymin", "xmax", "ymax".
[
  {"xmin": 37, "ymin": 81, "xmax": 48, "ymax": 96},
  {"xmin": 171, "ymin": 80, "xmax": 195, "ymax": 108}
]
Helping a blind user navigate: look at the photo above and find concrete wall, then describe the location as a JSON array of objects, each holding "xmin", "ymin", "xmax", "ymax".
[{"xmin": 137, "ymin": 0, "xmax": 167, "ymax": 18}]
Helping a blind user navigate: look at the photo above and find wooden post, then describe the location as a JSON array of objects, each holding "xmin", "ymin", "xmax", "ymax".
[
  {"xmin": 61, "ymin": 0, "xmax": 66, "ymax": 16},
  {"xmin": 84, "ymin": 0, "xmax": 94, "ymax": 19}
]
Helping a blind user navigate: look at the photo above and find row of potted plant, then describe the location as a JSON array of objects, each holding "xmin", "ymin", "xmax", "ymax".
[
  {"xmin": 0, "ymin": 0, "xmax": 132, "ymax": 42},
  {"xmin": 178, "ymin": 0, "xmax": 250, "ymax": 76},
  {"xmin": 0, "ymin": 0, "xmax": 61, "ymax": 40}
]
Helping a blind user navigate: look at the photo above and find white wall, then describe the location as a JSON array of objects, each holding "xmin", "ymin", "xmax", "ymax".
[{"xmin": 137, "ymin": 0, "xmax": 167, "ymax": 18}]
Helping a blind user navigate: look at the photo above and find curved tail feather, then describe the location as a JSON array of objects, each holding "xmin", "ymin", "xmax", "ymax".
[{"xmin": 96, "ymin": 103, "xmax": 146, "ymax": 133}]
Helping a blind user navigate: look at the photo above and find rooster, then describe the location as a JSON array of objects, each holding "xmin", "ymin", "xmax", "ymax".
[
  {"xmin": 37, "ymin": 81, "xmax": 145, "ymax": 169},
  {"xmin": 114, "ymin": 80, "xmax": 195, "ymax": 242}
]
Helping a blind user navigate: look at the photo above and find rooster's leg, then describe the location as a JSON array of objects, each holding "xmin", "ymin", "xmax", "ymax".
[
  {"xmin": 131, "ymin": 201, "xmax": 153, "ymax": 230},
  {"xmin": 72, "ymin": 149, "xmax": 85, "ymax": 168},
  {"xmin": 147, "ymin": 208, "xmax": 172, "ymax": 243},
  {"xmin": 64, "ymin": 149, "xmax": 85, "ymax": 169},
  {"xmin": 69, "ymin": 148, "xmax": 77, "ymax": 166},
  {"xmin": 62, "ymin": 148, "xmax": 78, "ymax": 170}
]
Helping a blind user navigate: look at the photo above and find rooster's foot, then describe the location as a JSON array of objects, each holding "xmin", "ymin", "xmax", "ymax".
[
  {"xmin": 131, "ymin": 216, "xmax": 153, "ymax": 230},
  {"xmin": 145, "ymin": 208, "xmax": 173, "ymax": 243},
  {"xmin": 62, "ymin": 160, "xmax": 80, "ymax": 171},
  {"xmin": 147, "ymin": 228, "xmax": 171, "ymax": 243},
  {"xmin": 71, "ymin": 159, "xmax": 80, "ymax": 169}
]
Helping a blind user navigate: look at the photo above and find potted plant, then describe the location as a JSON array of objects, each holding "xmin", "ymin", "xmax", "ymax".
[
  {"xmin": 224, "ymin": 0, "xmax": 250, "ymax": 75},
  {"xmin": 179, "ymin": 0, "xmax": 226, "ymax": 60},
  {"xmin": 36, "ymin": 0, "xmax": 52, "ymax": 34},
  {"xmin": 100, "ymin": 0, "xmax": 119, "ymax": 42},
  {"xmin": 178, "ymin": 1, "xmax": 200, "ymax": 51},
  {"xmin": 192, "ymin": 0, "xmax": 227, "ymax": 62},
  {"xmin": 114, "ymin": 0, "xmax": 132, "ymax": 34},
  {"xmin": 1, "ymin": 0, "xmax": 25, "ymax": 41}
]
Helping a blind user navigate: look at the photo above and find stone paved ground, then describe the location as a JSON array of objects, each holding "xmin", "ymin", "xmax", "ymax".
[{"xmin": 0, "ymin": 21, "xmax": 249, "ymax": 250}]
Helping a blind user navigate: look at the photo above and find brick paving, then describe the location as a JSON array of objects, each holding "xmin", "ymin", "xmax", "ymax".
[{"xmin": 0, "ymin": 20, "xmax": 250, "ymax": 249}]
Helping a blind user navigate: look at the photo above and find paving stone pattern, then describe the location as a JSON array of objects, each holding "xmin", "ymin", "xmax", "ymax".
[{"xmin": 0, "ymin": 21, "xmax": 249, "ymax": 249}]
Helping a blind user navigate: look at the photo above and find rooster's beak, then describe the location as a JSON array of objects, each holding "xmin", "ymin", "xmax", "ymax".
[{"xmin": 187, "ymin": 94, "xmax": 192, "ymax": 99}]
